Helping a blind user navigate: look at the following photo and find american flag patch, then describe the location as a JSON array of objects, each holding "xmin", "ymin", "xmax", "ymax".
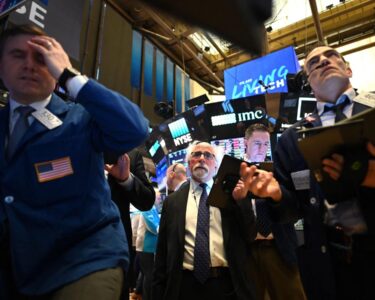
[{"xmin": 34, "ymin": 157, "xmax": 74, "ymax": 183}]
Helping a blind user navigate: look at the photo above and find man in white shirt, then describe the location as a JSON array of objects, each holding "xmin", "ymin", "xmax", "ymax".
[{"xmin": 152, "ymin": 141, "xmax": 257, "ymax": 300}]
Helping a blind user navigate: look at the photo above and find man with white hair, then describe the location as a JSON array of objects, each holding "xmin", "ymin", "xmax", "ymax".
[{"xmin": 152, "ymin": 141, "xmax": 257, "ymax": 300}]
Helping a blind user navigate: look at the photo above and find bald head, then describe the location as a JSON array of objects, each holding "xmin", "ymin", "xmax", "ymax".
[{"xmin": 166, "ymin": 163, "xmax": 187, "ymax": 191}]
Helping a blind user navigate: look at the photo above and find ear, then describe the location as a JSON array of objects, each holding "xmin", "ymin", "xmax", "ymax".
[{"xmin": 345, "ymin": 66, "xmax": 353, "ymax": 78}]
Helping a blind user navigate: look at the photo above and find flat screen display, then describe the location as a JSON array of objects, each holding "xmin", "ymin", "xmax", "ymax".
[
  {"xmin": 224, "ymin": 46, "xmax": 301, "ymax": 100},
  {"xmin": 144, "ymin": 128, "xmax": 168, "ymax": 164},
  {"xmin": 279, "ymin": 92, "xmax": 316, "ymax": 124},
  {"xmin": 159, "ymin": 108, "xmax": 209, "ymax": 152},
  {"xmin": 204, "ymin": 95, "xmax": 267, "ymax": 140},
  {"xmin": 210, "ymin": 137, "xmax": 245, "ymax": 160},
  {"xmin": 168, "ymin": 148, "xmax": 188, "ymax": 167},
  {"xmin": 151, "ymin": 156, "xmax": 168, "ymax": 191},
  {"xmin": 297, "ymin": 97, "xmax": 317, "ymax": 120}
]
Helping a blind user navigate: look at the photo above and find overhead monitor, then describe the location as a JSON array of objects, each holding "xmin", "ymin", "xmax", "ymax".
[
  {"xmin": 204, "ymin": 95, "xmax": 267, "ymax": 140},
  {"xmin": 168, "ymin": 148, "xmax": 188, "ymax": 168},
  {"xmin": 144, "ymin": 128, "xmax": 168, "ymax": 164},
  {"xmin": 159, "ymin": 107, "xmax": 209, "ymax": 152},
  {"xmin": 279, "ymin": 92, "xmax": 316, "ymax": 124},
  {"xmin": 150, "ymin": 156, "xmax": 168, "ymax": 191},
  {"xmin": 297, "ymin": 97, "xmax": 317, "ymax": 120},
  {"xmin": 224, "ymin": 46, "xmax": 301, "ymax": 100}
]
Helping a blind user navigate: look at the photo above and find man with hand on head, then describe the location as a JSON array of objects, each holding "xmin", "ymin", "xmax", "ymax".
[
  {"xmin": 152, "ymin": 141, "xmax": 257, "ymax": 300},
  {"xmin": 166, "ymin": 162, "xmax": 187, "ymax": 193},
  {"xmin": 0, "ymin": 24, "xmax": 149, "ymax": 299},
  {"xmin": 240, "ymin": 44, "xmax": 375, "ymax": 300}
]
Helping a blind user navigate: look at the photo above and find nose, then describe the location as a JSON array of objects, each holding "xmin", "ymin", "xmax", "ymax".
[
  {"xmin": 23, "ymin": 54, "xmax": 36, "ymax": 71},
  {"xmin": 318, "ymin": 54, "xmax": 330, "ymax": 67}
]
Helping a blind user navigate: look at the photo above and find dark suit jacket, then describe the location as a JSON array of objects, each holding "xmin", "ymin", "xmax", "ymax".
[
  {"xmin": 272, "ymin": 101, "xmax": 375, "ymax": 299},
  {"xmin": 108, "ymin": 149, "xmax": 155, "ymax": 246},
  {"xmin": 152, "ymin": 181, "xmax": 257, "ymax": 300}
]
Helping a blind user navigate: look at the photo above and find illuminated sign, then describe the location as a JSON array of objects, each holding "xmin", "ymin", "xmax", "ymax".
[
  {"xmin": 149, "ymin": 140, "xmax": 160, "ymax": 157},
  {"xmin": 210, "ymin": 109, "xmax": 265, "ymax": 127},
  {"xmin": 168, "ymin": 118, "xmax": 192, "ymax": 146},
  {"xmin": 224, "ymin": 46, "xmax": 301, "ymax": 100}
]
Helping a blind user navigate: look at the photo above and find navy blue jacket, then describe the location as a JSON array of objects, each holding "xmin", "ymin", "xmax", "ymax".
[
  {"xmin": 272, "ymin": 101, "xmax": 372, "ymax": 299},
  {"xmin": 0, "ymin": 80, "xmax": 149, "ymax": 295}
]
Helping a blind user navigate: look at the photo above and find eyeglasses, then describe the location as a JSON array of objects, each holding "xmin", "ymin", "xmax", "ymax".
[{"xmin": 191, "ymin": 151, "xmax": 215, "ymax": 160}]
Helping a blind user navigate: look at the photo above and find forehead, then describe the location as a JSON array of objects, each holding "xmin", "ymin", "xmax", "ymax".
[
  {"xmin": 248, "ymin": 131, "xmax": 269, "ymax": 141},
  {"xmin": 306, "ymin": 46, "xmax": 335, "ymax": 62},
  {"xmin": 3, "ymin": 34, "xmax": 35, "ymax": 51},
  {"xmin": 192, "ymin": 144, "xmax": 214, "ymax": 153}
]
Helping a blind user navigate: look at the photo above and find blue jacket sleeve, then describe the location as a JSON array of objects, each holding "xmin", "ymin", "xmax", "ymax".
[{"xmin": 76, "ymin": 80, "xmax": 149, "ymax": 153}]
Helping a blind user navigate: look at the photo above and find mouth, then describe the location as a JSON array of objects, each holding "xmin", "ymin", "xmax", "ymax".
[
  {"xmin": 194, "ymin": 165, "xmax": 208, "ymax": 172},
  {"xmin": 19, "ymin": 76, "xmax": 39, "ymax": 83},
  {"xmin": 320, "ymin": 66, "xmax": 336, "ymax": 76}
]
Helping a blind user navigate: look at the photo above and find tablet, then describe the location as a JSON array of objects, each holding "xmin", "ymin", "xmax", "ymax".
[{"xmin": 207, "ymin": 155, "xmax": 273, "ymax": 208}]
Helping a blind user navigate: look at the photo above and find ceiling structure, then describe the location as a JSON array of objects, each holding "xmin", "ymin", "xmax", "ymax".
[{"xmin": 108, "ymin": 0, "xmax": 375, "ymax": 94}]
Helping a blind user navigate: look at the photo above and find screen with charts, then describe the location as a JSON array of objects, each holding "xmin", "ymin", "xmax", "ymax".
[
  {"xmin": 210, "ymin": 137, "xmax": 245, "ymax": 160},
  {"xmin": 150, "ymin": 156, "xmax": 168, "ymax": 191},
  {"xmin": 168, "ymin": 148, "xmax": 188, "ymax": 167}
]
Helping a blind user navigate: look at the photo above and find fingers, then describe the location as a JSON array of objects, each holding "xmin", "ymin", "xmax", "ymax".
[
  {"xmin": 239, "ymin": 163, "xmax": 257, "ymax": 181},
  {"xmin": 27, "ymin": 36, "xmax": 56, "ymax": 52},
  {"xmin": 104, "ymin": 164, "xmax": 112, "ymax": 172},
  {"xmin": 27, "ymin": 36, "xmax": 72, "ymax": 79},
  {"xmin": 322, "ymin": 154, "xmax": 344, "ymax": 181}
]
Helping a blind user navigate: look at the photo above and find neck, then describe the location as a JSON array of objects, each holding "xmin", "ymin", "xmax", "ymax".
[{"xmin": 315, "ymin": 84, "xmax": 352, "ymax": 104}]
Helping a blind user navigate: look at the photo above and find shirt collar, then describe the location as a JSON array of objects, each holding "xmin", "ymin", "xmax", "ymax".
[
  {"xmin": 9, "ymin": 95, "xmax": 52, "ymax": 115},
  {"xmin": 191, "ymin": 178, "xmax": 214, "ymax": 193},
  {"xmin": 316, "ymin": 88, "xmax": 355, "ymax": 115}
]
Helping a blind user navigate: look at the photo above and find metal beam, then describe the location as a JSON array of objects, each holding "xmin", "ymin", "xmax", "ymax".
[
  {"xmin": 145, "ymin": 8, "xmax": 224, "ymax": 87},
  {"xmin": 308, "ymin": 0, "xmax": 324, "ymax": 42}
]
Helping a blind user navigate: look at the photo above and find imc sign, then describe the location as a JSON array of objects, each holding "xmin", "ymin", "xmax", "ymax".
[{"xmin": 224, "ymin": 46, "xmax": 301, "ymax": 100}]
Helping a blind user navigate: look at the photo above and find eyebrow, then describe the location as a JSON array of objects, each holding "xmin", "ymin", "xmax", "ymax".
[{"xmin": 306, "ymin": 49, "xmax": 340, "ymax": 67}]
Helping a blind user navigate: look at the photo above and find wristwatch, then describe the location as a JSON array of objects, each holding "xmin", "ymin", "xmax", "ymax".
[{"xmin": 58, "ymin": 67, "xmax": 81, "ymax": 92}]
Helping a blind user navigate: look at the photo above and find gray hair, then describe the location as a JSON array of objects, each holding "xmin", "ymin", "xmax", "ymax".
[{"xmin": 185, "ymin": 140, "xmax": 224, "ymax": 166}]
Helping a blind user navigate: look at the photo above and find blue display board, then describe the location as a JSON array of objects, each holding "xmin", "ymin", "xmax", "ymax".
[{"xmin": 224, "ymin": 46, "xmax": 301, "ymax": 100}]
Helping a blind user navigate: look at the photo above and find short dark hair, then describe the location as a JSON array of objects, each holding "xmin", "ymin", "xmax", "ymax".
[
  {"xmin": 0, "ymin": 24, "xmax": 46, "ymax": 58},
  {"xmin": 244, "ymin": 123, "xmax": 269, "ymax": 140}
]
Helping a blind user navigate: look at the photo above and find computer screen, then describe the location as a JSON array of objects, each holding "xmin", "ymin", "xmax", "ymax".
[
  {"xmin": 204, "ymin": 95, "xmax": 267, "ymax": 140},
  {"xmin": 151, "ymin": 156, "xmax": 168, "ymax": 191},
  {"xmin": 145, "ymin": 128, "xmax": 168, "ymax": 164},
  {"xmin": 168, "ymin": 148, "xmax": 188, "ymax": 167},
  {"xmin": 279, "ymin": 92, "xmax": 316, "ymax": 124},
  {"xmin": 224, "ymin": 46, "xmax": 301, "ymax": 100},
  {"xmin": 210, "ymin": 137, "xmax": 245, "ymax": 160},
  {"xmin": 297, "ymin": 97, "xmax": 317, "ymax": 120},
  {"xmin": 161, "ymin": 108, "xmax": 209, "ymax": 152}
]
